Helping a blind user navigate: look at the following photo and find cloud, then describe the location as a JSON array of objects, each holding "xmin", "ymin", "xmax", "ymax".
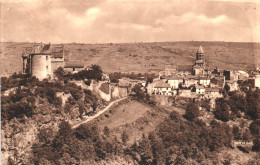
[
  {"xmin": 0, "ymin": 0, "xmax": 256, "ymax": 43},
  {"xmin": 65, "ymin": 7, "xmax": 101, "ymax": 27}
]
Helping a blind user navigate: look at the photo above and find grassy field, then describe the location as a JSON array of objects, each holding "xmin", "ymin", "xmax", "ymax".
[
  {"xmin": 93, "ymin": 99, "xmax": 170, "ymax": 145},
  {"xmin": 96, "ymin": 100, "xmax": 151, "ymax": 129},
  {"xmin": 1, "ymin": 41, "xmax": 259, "ymax": 77}
]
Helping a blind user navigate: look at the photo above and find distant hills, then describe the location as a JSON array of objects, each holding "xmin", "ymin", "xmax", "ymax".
[{"xmin": 1, "ymin": 41, "xmax": 259, "ymax": 77}]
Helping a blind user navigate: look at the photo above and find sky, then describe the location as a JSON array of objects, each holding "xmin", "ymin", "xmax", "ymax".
[{"xmin": 0, "ymin": 0, "xmax": 259, "ymax": 43}]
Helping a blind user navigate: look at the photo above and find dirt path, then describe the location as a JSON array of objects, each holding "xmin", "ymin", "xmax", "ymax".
[{"xmin": 71, "ymin": 97, "xmax": 128, "ymax": 129}]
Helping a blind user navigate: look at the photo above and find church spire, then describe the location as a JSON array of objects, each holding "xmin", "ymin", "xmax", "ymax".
[{"xmin": 197, "ymin": 45, "xmax": 204, "ymax": 54}]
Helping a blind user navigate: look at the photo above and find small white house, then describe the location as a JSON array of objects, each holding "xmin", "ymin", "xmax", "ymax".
[
  {"xmin": 195, "ymin": 85, "xmax": 205, "ymax": 94},
  {"xmin": 183, "ymin": 76, "xmax": 198, "ymax": 88},
  {"xmin": 153, "ymin": 81, "xmax": 172, "ymax": 95},
  {"xmin": 199, "ymin": 77, "xmax": 211, "ymax": 87},
  {"xmin": 167, "ymin": 76, "xmax": 179, "ymax": 89}
]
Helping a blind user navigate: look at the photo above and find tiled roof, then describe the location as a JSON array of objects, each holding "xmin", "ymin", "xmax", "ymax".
[
  {"xmin": 195, "ymin": 85, "xmax": 205, "ymax": 89},
  {"xmin": 184, "ymin": 75, "xmax": 199, "ymax": 80},
  {"xmin": 155, "ymin": 81, "xmax": 171, "ymax": 88},
  {"xmin": 52, "ymin": 46, "xmax": 64, "ymax": 58},
  {"xmin": 31, "ymin": 44, "xmax": 52, "ymax": 54},
  {"xmin": 205, "ymin": 88, "xmax": 219, "ymax": 92},
  {"xmin": 199, "ymin": 77, "xmax": 210, "ymax": 80},
  {"xmin": 165, "ymin": 75, "xmax": 182, "ymax": 80}
]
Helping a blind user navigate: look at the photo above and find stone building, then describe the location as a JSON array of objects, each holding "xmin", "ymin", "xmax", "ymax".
[
  {"xmin": 64, "ymin": 61, "xmax": 84, "ymax": 73},
  {"xmin": 22, "ymin": 44, "xmax": 52, "ymax": 80},
  {"xmin": 255, "ymin": 74, "xmax": 260, "ymax": 88},
  {"xmin": 51, "ymin": 45, "xmax": 65, "ymax": 73},
  {"xmin": 22, "ymin": 44, "xmax": 68, "ymax": 80},
  {"xmin": 193, "ymin": 46, "xmax": 205, "ymax": 75}
]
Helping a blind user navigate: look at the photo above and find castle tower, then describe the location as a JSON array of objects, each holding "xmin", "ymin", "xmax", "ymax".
[
  {"xmin": 22, "ymin": 44, "xmax": 53, "ymax": 80},
  {"xmin": 30, "ymin": 53, "xmax": 52, "ymax": 80}
]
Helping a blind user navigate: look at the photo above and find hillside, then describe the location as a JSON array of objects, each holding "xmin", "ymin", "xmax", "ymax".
[{"xmin": 1, "ymin": 41, "xmax": 259, "ymax": 77}]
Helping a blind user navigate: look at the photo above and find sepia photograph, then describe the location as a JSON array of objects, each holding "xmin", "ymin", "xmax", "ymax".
[{"xmin": 1, "ymin": 0, "xmax": 260, "ymax": 164}]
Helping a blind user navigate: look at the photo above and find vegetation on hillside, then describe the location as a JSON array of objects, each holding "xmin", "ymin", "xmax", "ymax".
[{"xmin": 1, "ymin": 65, "xmax": 260, "ymax": 164}]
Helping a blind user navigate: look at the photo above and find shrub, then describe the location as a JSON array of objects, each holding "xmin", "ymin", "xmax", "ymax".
[
  {"xmin": 185, "ymin": 102, "xmax": 200, "ymax": 121},
  {"xmin": 121, "ymin": 131, "xmax": 129, "ymax": 144}
]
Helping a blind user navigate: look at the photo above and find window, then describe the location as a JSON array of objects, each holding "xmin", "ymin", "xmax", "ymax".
[
  {"xmin": 46, "ymin": 65, "xmax": 48, "ymax": 70},
  {"xmin": 46, "ymin": 56, "xmax": 48, "ymax": 60},
  {"xmin": 73, "ymin": 68, "xmax": 75, "ymax": 71}
]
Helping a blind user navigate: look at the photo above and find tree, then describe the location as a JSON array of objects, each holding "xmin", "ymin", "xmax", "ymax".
[
  {"xmin": 249, "ymin": 119, "xmax": 260, "ymax": 137},
  {"xmin": 224, "ymin": 84, "xmax": 230, "ymax": 92},
  {"xmin": 148, "ymin": 132, "xmax": 166, "ymax": 165},
  {"xmin": 75, "ymin": 123, "xmax": 100, "ymax": 141},
  {"xmin": 52, "ymin": 121, "xmax": 74, "ymax": 153},
  {"xmin": 214, "ymin": 98, "xmax": 230, "ymax": 122},
  {"xmin": 252, "ymin": 138, "xmax": 260, "ymax": 152},
  {"xmin": 103, "ymin": 126, "xmax": 110, "ymax": 137},
  {"xmin": 54, "ymin": 67, "xmax": 65, "ymax": 80},
  {"xmin": 38, "ymin": 126, "xmax": 55, "ymax": 144},
  {"xmin": 146, "ymin": 77, "xmax": 153, "ymax": 87},
  {"xmin": 121, "ymin": 131, "xmax": 129, "ymax": 144},
  {"xmin": 242, "ymin": 129, "xmax": 252, "ymax": 144},
  {"xmin": 133, "ymin": 136, "xmax": 154, "ymax": 165},
  {"xmin": 246, "ymin": 89, "xmax": 260, "ymax": 120},
  {"xmin": 185, "ymin": 102, "xmax": 200, "ymax": 121},
  {"xmin": 233, "ymin": 125, "xmax": 242, "ymax": 140},
  {"xmin": 131, "ymin": 84, "xmax": 145, "ymax": 100},
  {"xmin": 78, "ymin": 101, "xmax": 85, "ymax": 119}
]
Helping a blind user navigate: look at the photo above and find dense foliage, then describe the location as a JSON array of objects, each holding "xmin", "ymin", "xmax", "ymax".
[
  {"xmin": 2, "ymin": 69, "xmax": 260, "ymax": 164},
  {"xmin": 1, "ymin": 72, "xmax": 98, "ymax": 126},
  {"xmin": 131, "ymin": 84, "xmax": 155, "ymax": 105},
  {"xmin": 214, "ymin": 90, "xmax": 260, "ymax": 122},
  {"xmin": 54, "ymin": 65, "xmax": 103, "ymax": 81}
]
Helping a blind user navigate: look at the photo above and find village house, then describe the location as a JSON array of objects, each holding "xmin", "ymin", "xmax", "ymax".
[
  {"xmin": 212, "ymin": 68, "xmax": 224, "ymax": 77},
  {"xmin": 237, "ymin": 70, "xmax": 249, "ymax": 80},
  {"xmin": 64, "ymin": 61, "xmax": 84, "ymax": 73},
  {"xmin": 225, "ymin": 80, "xmax": 238, "ymax": 91},
  {"xmin": 183, "ymin": 76, "xmax": 198, "ymax": 88},
  {"xmin": 153, "ymin": 81, "xmax": 172, "ymax": 95},
  {"xmin": 195, "ymin": 85, "xmax": 205, "ymax": 94},
  {"xmin": 138, "ymin": 81, "xmax": 146, "ymax": 87},
  {"xmin": 198, "ymin": 77, "xmax": 211, "ymax": 87},
  {"xmin": 210, "ymin": 77, "xmax": 225, "ymax": 88},
  {"xmin": 167, "ymin": 76, "xmax": 180, "ymax": 89},
  {"xmin": 205, "ymin": 88, "xmax": 221, "ymax": 98},
  {"xmin": 51, "ymin": 45, "xmax": 65, "ymax": 73}
]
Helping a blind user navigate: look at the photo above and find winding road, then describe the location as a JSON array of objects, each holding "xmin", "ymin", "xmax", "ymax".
[{"xmin": 72, "ymin": 97, "xmax": 127, "ymax": 129}]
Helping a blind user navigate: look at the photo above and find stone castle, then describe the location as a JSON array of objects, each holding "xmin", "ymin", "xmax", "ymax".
[{"xmin": 22, "ymin": 44, "xmax": 83, "ymax": 80}]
